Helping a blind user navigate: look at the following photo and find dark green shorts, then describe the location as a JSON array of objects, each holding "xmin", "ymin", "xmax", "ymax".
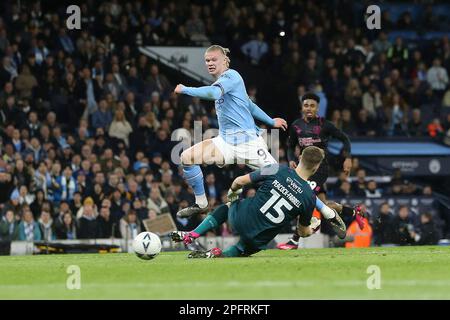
[{"xmin": 229, "ymin": 201, "xmax": 269, "ymax": 254}]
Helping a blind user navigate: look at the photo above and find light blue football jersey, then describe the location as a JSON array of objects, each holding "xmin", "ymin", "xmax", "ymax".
[{"xmin": 212, "ymin": 69, "xmax": 261, "ymax": 145}]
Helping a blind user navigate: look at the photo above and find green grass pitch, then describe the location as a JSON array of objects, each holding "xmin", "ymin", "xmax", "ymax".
[{"xmin": 1, "ymin": 246, "xmax": 450, "ymax": 299}]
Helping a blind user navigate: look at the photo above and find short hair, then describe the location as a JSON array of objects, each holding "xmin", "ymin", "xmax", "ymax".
[
  {"xmin": 206, "ymin": 45, "xmax": 230, "ymax": 67},
  {"xmin": 301, "ymin": 92, "xmax": 320, "ymax": 104},
  {"xmin": 421, "ymin": 212, "xmax": 433, "ymax": 221},
  {"xmin": 300, "ymin": 146, "xmax": 325, "ymax": 170}
]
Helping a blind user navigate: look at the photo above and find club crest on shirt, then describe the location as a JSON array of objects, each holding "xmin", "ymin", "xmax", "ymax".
[{"xmin": 312, "ymin": 126, "xmax": 321, "ymax": 135}]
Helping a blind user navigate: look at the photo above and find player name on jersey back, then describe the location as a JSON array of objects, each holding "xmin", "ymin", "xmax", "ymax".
[{"xmin": 271, "ymin": 179, "xmax": 303, "ymax": 208}]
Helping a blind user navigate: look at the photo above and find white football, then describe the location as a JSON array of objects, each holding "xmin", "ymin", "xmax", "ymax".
[{"xmin": 133, "ymin": 232, "xmax": 162, "ymax": 260}]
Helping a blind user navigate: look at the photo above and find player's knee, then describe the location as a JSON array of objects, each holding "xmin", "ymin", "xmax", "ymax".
[
  {"xmin": 180, "ymin": 149, "xmax": 192, "ymax": 165},
  {"xmin": 325, "ymin": 201, "xmax": 342, "ymax": 212}
]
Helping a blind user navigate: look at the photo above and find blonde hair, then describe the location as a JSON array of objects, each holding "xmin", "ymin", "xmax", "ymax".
[
  {"xmin": 300, "ymin": 146, "xmax": 325, "ymax": 170},
  {"xmin": 206, "ymin": 45, "xmax": 230, "ymax": 67}
]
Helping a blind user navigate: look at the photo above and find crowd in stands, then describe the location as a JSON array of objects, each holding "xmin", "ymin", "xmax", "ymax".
[{"xmin": 0, "ymin": 1, "xmax": 449, "ymax": 245}]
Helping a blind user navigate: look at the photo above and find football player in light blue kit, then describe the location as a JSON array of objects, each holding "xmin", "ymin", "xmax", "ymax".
[{"xmin": 174, "ymin": 45, "xmax": 288, "ymax": 217}]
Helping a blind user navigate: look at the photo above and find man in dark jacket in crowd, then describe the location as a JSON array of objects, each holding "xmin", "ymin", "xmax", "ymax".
[
  {"xmin": 392, "ymin": 205, "xmax": 418, "ymax": 245},
  {"xmin": 411, "ymin": 212, "xmax": 440, "ymax": 245},
  {"xmin": 372, "ymin": 202, "xmax": 397, "ymax": 245}
]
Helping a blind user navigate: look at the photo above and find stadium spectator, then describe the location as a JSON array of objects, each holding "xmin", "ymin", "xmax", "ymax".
[
  {"xmin": 426, "ymin": 58, "xmax": 449, "ymax": 98},
  {"xmin": 91, "ymin": 99, "xmax": 113, "ymax": 131},
  {"xmin": 18, "ymin": 207, "xmax": 42, "ymax": 241},
  {"xmin": 241, "ymin": 32, "xmax": 269, "ymax": 66},
  {"xmin": 77, "ymin": 197, "xmax": 98, "ymax": 239},
  {"xmin": 96, "ymin": 201, "xmax": 120, "ymax": 238},
  {"xmin": 119, "ymin": 209, "xmax": 141, "ymax": 239},
  {"xmin": 365, "ymin": 180, "xmax": 382, "ymax": 198},
  {"xmin": 392, "ymin": 206, "xmax": 418, "ymax": 246},
  {"xmin": 147, "ymin": 187, "xmax": 169, "ymax": 215},
  {"xmin": 355, "ymin": 109, "xmax": 376, "ymax": 136},
  {"xmin": 340, "ymin": 109, "xmax": 356, "ymax": 136},
  {"xmin": 387, "ymin": 37, "xmax": 409, "ymax": 71},
  {"xmin": 55, "ymin": 211, "xmax": 77, "ymax": 240},
  {"xmin": 205, "ymin": 172, "xmax": 223, "ymax": 202},
  {"xmin": 373, "ymin": 202, "xmax": 396, "ymax": 246},
  {"xmin": 0, "ymin": 209, "xmax": 19, "ymax": 240},
  {"xmin": 14, "ymin": 64, "xmax": 38, "ymax": 100},
  {"xmin": 108, "ymin": 109, "xmax": 133, "ymax": 147},
  {"xmin": 333, "ymin": 180, "xmax": 352, "ymax": 197},
  {"xmin": 351, "ymin": 168, "xmax": 367, "ymax": 196},
  {"xmin": 411, "ymin": 212, "xmax": 440, "ymax": 245},
  {"xmin": 38, "ymin": 210, "xmax": 55, "ymax": 241},
  {"xmin": 427, "ymin": 118, "xmax": 445, "ymax": 138},
  {"xmin": 362, "ymin": 83, "xmax": 382, "ymax": 119},
  {"xmin": 408, "ymin": 108, "xmax": 426, "ymax": 136},
  {"xmin": 147, "ymin": 64, "xmax": 171, "ymax": 99}
]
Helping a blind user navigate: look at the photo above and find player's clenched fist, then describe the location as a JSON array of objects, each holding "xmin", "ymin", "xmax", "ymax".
[{"xmin": 174, "ymin": 84, "xmax": 185, "ymax": 94}]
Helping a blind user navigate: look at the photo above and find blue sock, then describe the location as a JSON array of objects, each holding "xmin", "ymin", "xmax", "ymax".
[{"xmin": 183, "ymin": 165, "xmax": 207, "ymax": 207}]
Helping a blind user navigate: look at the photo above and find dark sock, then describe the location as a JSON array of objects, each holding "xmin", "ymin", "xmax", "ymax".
[
  {"xmin": 192, "ymin": 204, "xmax": 229, "ymax": 236},
  {"xmin": 210, "ymin": 204, "xmax": 229, "ymax": 225},
  {"xmin": 341, "ymin": 205, "xmax": 355, "ymax": 217},
  {"xmin": 222, "ymin": 245, "xmax": 242, "ymax": 257},
  {"xmin": 291, "ymin": 232, "xmax": 300, "ymax": 242},
  {"xmin": 192, "ymin": 215, "xmax": 218, "ymax": 236}
]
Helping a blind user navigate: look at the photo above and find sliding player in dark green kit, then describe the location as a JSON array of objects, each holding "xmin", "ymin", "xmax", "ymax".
[{"xmin": 170, "ymin": 146, "xmax": 343, "ymax": 258}]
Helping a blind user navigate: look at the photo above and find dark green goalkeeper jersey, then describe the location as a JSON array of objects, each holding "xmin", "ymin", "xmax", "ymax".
[{"xmin": 228, "ymin": 164, "xmax": 316, "ymax": 249}]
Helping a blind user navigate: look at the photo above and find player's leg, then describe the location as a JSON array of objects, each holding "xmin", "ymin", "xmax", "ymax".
[
  {"xmin": 277, "ymin": 168, "xmax": 328, "ymax": 250},
  {"xmin": 177, "ymin": 139, "xmax": 225, "ymax": 217},
  {"xmin": 170, "ymin": 203, "xmax": 230, "ymax": 245},
  {"xmin": 187, "ymin": 243, "xmax": 244, "ymax": 259},
  {"xmin": 241, "ymin": 135, "xmax": 278, "ymax": 172},
  {"xmin": 328, "ymin": 201, "xmax": 366, "ymax": 229},
  {"xmin": 188, "ymin": 240, "xmax": 260, "ymax": 259}
]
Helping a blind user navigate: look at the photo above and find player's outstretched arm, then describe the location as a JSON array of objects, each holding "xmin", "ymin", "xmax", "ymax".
[
  {"xmin": 247, "ymin": 99, "xmax": 287, "ymax": 130},
  {"xmin": 174, "ymin": 84, "xmax": 222, "ymax": 101},
  {"xmin": 227, "ymin": 174, "xmax": 251, "ymax": 202}
]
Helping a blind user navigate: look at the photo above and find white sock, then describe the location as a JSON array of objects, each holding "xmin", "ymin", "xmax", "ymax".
[
  {"xmin": 195, "ymin": 194, "xmax": 208, "ymax": 209},
  {"xmin": 320, "ymin": 205, "xmax": 336, "ymax": 219}
]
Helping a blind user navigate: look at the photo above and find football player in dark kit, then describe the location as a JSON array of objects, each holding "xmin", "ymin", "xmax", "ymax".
[
  {"xmin": 277, "ymin": 92, "xmax": 365, "ymax": 250},
  {"xmin": 169, "ymin": 146, "xmax": 327, "ymax": 258}
]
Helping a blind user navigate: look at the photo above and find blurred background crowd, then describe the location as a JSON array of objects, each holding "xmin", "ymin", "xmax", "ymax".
[{"xmin": 0, "ymin": 0, "xmax": 449, "ymax": 246}]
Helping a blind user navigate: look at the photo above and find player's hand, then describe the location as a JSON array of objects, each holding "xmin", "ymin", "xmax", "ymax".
[
  {"xmin": 174, "ymin": 84, "xmax": 185, "ymax": 94},
  {"xmin": 310, "ymin": 216, "xmax": 321, "ymax": 233},
  {"xmin": 273, "ymin": 118, "xmax": 287, "ymax": 131},
  {"xmin": 343, "ymin": 158, "xmax": 352, "ymax": 177},
  {"xmin": 289, "ymin": 161, "xmax": 297, "ymax": 169},
  {"xmin": 227, "ymin": 188, "xmax": 242, "ymax": 203}
]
